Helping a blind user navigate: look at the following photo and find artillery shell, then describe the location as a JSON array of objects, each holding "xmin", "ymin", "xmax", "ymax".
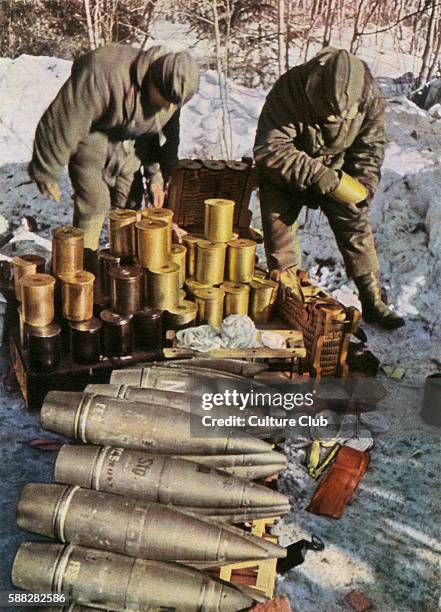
[
  {"xmin": 98, "ymin": 248, "xmax": 120, "ymax": 297},
  {"xmin": 204, "ymin": 198, "xmax": 235, "ymax": 242},
  {"xmin": 182, "ymin": 234, "xmax": 203, "ymax": 278},
  {"xmin": 194, "ymin": 286, "xmax": 225, "ymax": 329},
  {"xmin": 52, "ymin": 226, "xmax": 83, "ymax": 277},
  {"xmin": 61, "ymin": 271, "xmax": 94, "ymax": 321},
  {"xmin": 12, "ymin": 542, "xmax": 255, "ymax": 611},
  {"xmin": 110, "ymin": 265, "xmax": 143, "ymax": 315},
  {"xmin": 41, "ymin": 391, "xmax": 273, "ymax": 455},
  {"xmin": 108, "ymin": 209, "xmax": 137, "ymax": 258},
  {"xmin": 20, "ymin": 273, "xmax": 55, "ymax": 327},
  {"xmin": 171, "ymin": 244, "xmax": 186, "ymax": 287},
  {"xmin": 55, "ymin": 444, "xmax": 289, "ymax": 511},
  {"xmin": 140, "ymin": 208, "xmax": 173, "ymax": 252},
  {"xmin": 178, "ymin": 451, "xmax": 288, "ymax": 480},
  {"xmin": 12, "ymin": 254, "xmax": 45, "ymax": 301},
  {"xmin": 136, "ymin": 218, "xmax": 169, "ymax": 269},
  {"xmin": 18, "ymin": 483, "xmax": 285, "ymax": 563},
  {"xmin": 196, "ymin": 240, "xmax": 226, "ymax": 285},
  {"xmin": 147, "ymin": 263, "xmax": 179, "ymax": 310},
  {"xmin": 221, "ymin": 281, "xmax": 250, "ymax": 316},
  {"xmin": 166, "ymin": 300, "xmax": 197, "ymax": 330},
  {"xmin": 249, "ymin": 278, "xmax": 279, "ymax": 323},
  {"xmin": 227, "ymin": 238, "xmax": 256, "ymax": 283}
]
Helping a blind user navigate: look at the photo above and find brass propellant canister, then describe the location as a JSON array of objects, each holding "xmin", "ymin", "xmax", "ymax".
[
  {"xmin": 249, "ymin": 278, "xmax": 279, "ymax": 323},
  {"xmin": 20, "ymin": 273, "xmax": 55, "ymax": 327},
  {"xmin": 221, "ymin": 281, "xmax": 250, "ymax": 316},
  {"xmin": 98, "ymin": 248, "xmax": 121, "ymax": 296},
  {"xmin": 108, "ymin": 209, "xmax": 137, "ymax": 258},
  {"xmin": 12, "ymin": 254, "xmax": 45, "ymax": 301},
  {"xmin": 227, "ymin": 238, "xmax": 256, "ymax": 282},
  {"xmin": 18, "ymin": 305, "xmax": 27, "ymax": 347},
  {"xmin": 133, "ymin": 307, "xmax": 163, "ymax": 351},
  {"xmin": 253, "ymin": 267, "xmax": 267, "ymax": 280},
  {"xmin": 41, "ymin": 390, "xmax": 273, "ymax": 455},
  {"xmin": 69, "ymin": 318, "xmax": 102, "ymax": 365},
  {"xmin": 140, "ymin": 208, "xmax": 173, "ymax": 252},
  {"xmin": 167, "ymin": 300, "xmax": 197, "ymax": 330},
  {"xmin": 185, "ymin": 278, "xmax": 212, "ymax": 299},
  {"xmin": 55, "ymin": 445, "xmax": 290, "ymax": 512},
  {"xmin": 182, "ymin": 234, "xmax": 203, "ymax": 278},
  {"xmin": 171, "ymin": 244, "xmax": 187, "ymax": 287},
  {"xmin": 147, "ymin": 263, "xmax": 179, "ymax": 310},
  {"xmin": 196, "ymin": 240, "xmax": 226, "ymax": 285},
  {"xmin": 12, "ymin": 542, "xmax": 255, "ymax": 611},
  {"xmin": 17, "ymin": 483, "xmax": 285, "ymax": 563},
  {"xmin": 136, "ymin": 218, "xmax": 169, "ymax": 270},
  {"xmin": 100, "ymin": 310, "xmax": 133, "ymax": 357},
  {"xmin": 61, "ymin": 271, "xmax": 94, "ymax": 321},
  {"xmin": 330, "ymin": 170, "xmax": 369, "ymax": 205},
  {"xmin": 52, "ymin": 226, "xmax": 84, "ymax": 277},
  {"xmin": 194, "ymin": 287, "xmax": 225, "ymax": 329},
  {"xmin": 27, "ymin": 322, "xmax": 61, "ymax": 372},
  {"xmin": 110, "ymin": 265, "xmax": 143, "ymax": 315},
  {"xmin": 204, "ymin": 198, "xmax": 235, "ymax": 242}
]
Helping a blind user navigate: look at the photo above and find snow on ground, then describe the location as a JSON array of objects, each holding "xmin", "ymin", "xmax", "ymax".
[{"xmin": 0, "ymin": 22, "xmax": 440, "ymax": 611}]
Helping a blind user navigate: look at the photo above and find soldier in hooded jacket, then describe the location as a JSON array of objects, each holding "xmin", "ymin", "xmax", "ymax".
[
  {"xmin": 28, "ymin": 44, "xmax": 199, "ymax": 269},
  {"xmin": 254, "ymin": 47, "xmax": 404, "ymax": 329}
]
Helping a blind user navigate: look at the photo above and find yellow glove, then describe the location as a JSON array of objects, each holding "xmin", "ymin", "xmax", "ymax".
[{"xmin": 36, "ymin": 181, "xmax": 61, "ymax": 202}]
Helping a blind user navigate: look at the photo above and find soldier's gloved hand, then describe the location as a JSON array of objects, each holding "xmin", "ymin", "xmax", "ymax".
[
  {"xmin": 36, "ymin": 180, "xmax": 61, "ymax": 202},
  {"xmin": 314, "ymin": 168, "xmax": 340, "ymax": 196},
  {"xmin": 149, "ymin": 183, "xmax": 165, "ymax": 208}
]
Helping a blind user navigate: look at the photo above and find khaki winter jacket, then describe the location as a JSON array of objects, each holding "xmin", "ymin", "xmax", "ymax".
[
  {"xmin": 29, "ymin": 44, "xmax": 181, "ymax": 189},
  {"xmin": 254, "ymin": 50, "xmax": 386, "ymax": 200}
]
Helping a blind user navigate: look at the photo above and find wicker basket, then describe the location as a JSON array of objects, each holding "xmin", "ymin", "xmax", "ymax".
[{"xmin": 277, "ymin": 274, "xmax": 360, "ymax": 378}]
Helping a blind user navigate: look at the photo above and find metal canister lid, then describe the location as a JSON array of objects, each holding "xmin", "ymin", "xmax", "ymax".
[
  {"xmin": 185, "ymin": 279, "xmax": 212, "ymax": 292},
  {"xmin": 60, "ymin": 271, "xmax": 95, "ymax": 285},
  {"xmin": 109, "ymin": 265, "xmax": 143, "ymax": 280},
  {"xmin": 98, "ymin": 249, "xmax": 121, "ymax": 264},
  {"xmin": 250, "ymin": 278, "xmax": 278, "ymax": 290},
  {"xmin": 134, "ymin": 307, "xmax": 163, "ymax": 320},
  {"xmin": 13, "ymin": 254, "xmax": 45, "ymax": 267},
  {"xmin": 228, "ymin": 238, "xmax": 256, "ymax": 249},
  {"xmin": 108, "ymin": 210, "xmax": 138, "ymax": 221},
  {"xmin": 205, "ymin": 198, "xmax": 235, "ymax": 208},
  {"xmin": 69, "ymin": 317, "xmax": 102, "ymax": 333},
  {"xmin": 20, "ymin": 273, "xmax": 55, "ymax": 288},
  {"xmin": 171, "ymin": 244, "xmax": 186, "ymax": 254},
  {"xmin": 26, "ymin": 321, "xmax": 61, "ymax": 338},
  {"xmin": 135, "ymin": 219, "xmax": 168, "ymax": 232},
  {"xmin": 52, "ymin": 226, "xmax": 83, "ymax": 239},
  {"xmin": 183, "ymin": 234, "xmax": 204, "ymax": 244},
  {"xmin": 167, "ymin": 300, "xmax": 198, "ymax": 315},
  {"xmin": 142, "ymin": 208, "xmax": 174, "ymax": 222},
  {"xmin": 100, "ymin": 309, "xmax": 133, "ymax": 326},
  {"xmin": 221, "ymin": 281, "xmax": 250, "ymax": 294},
  {"xmin": 194, "ymin": 287, "xmax": 225, "ymax": 301},
  {"xmin": 149, "ymin": 263, "xmax": 179, "ymax": 275},
  {"xmin": 197, "ymin": 240, "xmax": 227, "ymax": 252}
]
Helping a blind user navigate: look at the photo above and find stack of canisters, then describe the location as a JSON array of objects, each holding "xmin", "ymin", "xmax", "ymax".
[
  {"xmin": 182, "ymin": 198, "xmax": 279, "ymax": 330},
  {"xmin": 12, "ymin": 363, "xmax": 291, "ymax": 610},
  {"xmin": 13, "ymin": 226, "xmax": 101, "ymax": 371}
]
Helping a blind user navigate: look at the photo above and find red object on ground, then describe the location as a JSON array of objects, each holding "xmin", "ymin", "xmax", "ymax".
[
  {"xmin": 307, "ymin": 446, "xmax": 370, "ymax": 519},
  {"xmin": 345, "ymin": 590, "xmax": 374, "ymax": 612},
  {"xmin": 28, "ymin": 438, "xmax": 63, "ymax": 452},
  {"xmin": 249, "ymin": 596, "xmax": 292, "ymax": 611}
]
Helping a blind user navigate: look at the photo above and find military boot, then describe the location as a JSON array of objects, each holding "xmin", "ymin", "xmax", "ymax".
[{"xmin": 354, "ymin": 272, "xmax": 405, "ymax": 329}]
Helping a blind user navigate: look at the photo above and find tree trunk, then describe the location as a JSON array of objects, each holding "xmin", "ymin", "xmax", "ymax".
[{"xmin": 417, "ymin": 0, "xmax": 439, "ymax": 87}]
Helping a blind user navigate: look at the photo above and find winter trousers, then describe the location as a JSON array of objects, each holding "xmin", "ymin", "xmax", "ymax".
[
  {"xmin": 258, "ymin": 175, "xmax": 379, "ymax": 279},
  {"xmin": 69, "ymin": 132, "xmax": 143, "ymax": 250}
]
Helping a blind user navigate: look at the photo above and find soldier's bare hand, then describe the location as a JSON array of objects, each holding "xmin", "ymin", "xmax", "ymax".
[
  {"xmin": 37, "ymin": 181, "xmax": 61, "ymax": 202},
  {"xmin": 150, "ymin": 183, "xmax": 165, "ymax": 208},
  {"xmin": 172, "ymin": 223, "xmax": 187, "ymax": 244}
]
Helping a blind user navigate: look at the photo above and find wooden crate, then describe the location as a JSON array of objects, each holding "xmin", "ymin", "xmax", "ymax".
[{"xmin": 214, "ymin": 517, "xmax": 280, "ymax": 599}]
